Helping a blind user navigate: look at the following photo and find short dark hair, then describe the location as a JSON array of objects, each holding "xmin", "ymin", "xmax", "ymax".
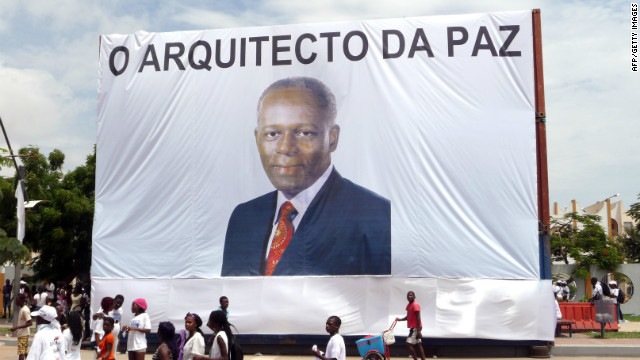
[
  {"xmin": 219, "ymin": 296, "xmax": 228, "ymax": 303},
  {"xmin": 114, "ymin": 294, "xmax": 124, "ymax": 301},
  {"xmin": 103, "ymin": 317, "xmax": 115, "ymax": 326},
  {"xmin": 257, "ymin": 77, "xmax": 337, "ymax": 126},
  {"xmin": 328, "ymin": 315, "xmax": 341, "ymax": 327}
]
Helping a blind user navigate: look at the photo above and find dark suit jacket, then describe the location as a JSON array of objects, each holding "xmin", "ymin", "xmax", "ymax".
[{"xmin": 222, "ymin": 169, "xmax": 391, "ymax": 276}]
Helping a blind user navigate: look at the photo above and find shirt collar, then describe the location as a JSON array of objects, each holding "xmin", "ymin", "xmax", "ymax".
[{"xmin": 274, "ymin": 164, "xmax": 333, "ymax": 225}]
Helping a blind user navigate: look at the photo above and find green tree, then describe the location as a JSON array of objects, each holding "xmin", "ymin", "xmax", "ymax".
[
  {"xmin": 2, "ymin": 146, "xmax": 95, "ymax": 283},
  {"xmin": 0, "ymin": 175, "xmax": 31, "ymax": 274},
  {"xmin": 620, "ymin": 193, "xmax": 640, "ymax": 262},
  {"xmin": 550, "ymin": 212, "xmax": 624, "ymax": 279}
]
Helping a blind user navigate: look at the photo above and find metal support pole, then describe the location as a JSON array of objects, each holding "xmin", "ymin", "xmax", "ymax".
[{"xmin": 532, "ymin": 9, "xmax": 550, "ymax": 279}]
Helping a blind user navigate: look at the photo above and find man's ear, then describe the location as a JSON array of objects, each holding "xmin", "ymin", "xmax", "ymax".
[{"xmin": 329, "ymin": 125, "xmax": 340, "ymax": 152}]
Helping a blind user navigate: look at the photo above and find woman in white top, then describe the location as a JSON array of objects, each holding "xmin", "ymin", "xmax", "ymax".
[
  {"xmin": 123, "ymin": 298, "xmax": 151, "ymax": 360},
  {"xmin": 194, "ymin": 310, "xmax": 235, "ymax": 360},
  {"xmin": 182, "ymin": 313, "xmax": 205, "ymax": 360},
  {"xmin": 63, "ymin": 311, "xmax": 84, "ymax": 360}
]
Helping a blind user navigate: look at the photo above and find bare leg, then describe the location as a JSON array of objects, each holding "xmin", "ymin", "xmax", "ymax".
[
  {"xmin": 415, "ymin": 343, "xmax": 427, "ymax": 360},
  {"xmin": 134, "ymin": 351, "xmax": 146, "ymax": 360},
  {"xmin": 128, "ymin": 351, "xmax": 136, "ymax": 360},
  {"xmin": 406, "ymin": 343, "xmax": 418, "ymax": 360}
]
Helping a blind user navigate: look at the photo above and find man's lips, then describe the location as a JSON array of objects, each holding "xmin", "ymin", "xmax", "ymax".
[
  {"xmin": 272, "ymin": 165, "xmax": 303, "ymax": 173},
  {"xmin": 272, "ymin": 164, "xmax": 304, "ymax": 169}
]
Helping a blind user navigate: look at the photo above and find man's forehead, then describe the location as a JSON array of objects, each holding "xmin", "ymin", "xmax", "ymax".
[{"xmin": 261, "ymin": 87, "xmax": 321, "ymax": 111}]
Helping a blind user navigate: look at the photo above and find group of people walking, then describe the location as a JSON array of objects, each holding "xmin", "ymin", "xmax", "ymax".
[
  {"xmin": 11, "ymin": 291, "xmax": 235, "ymax": 360},
  {"xmin": 14, "ymin": 286, "xmax": 431, "ymax": 360}
]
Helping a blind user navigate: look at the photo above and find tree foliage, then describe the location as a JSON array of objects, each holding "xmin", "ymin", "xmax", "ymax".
[
  {"xmin": 620, "ymin": 193, "xmax": 640, "ymax": 263},
  {"xmin": 0, "ymin": 147, "xmax": 14, "ymax": 170},
  {"xmin": 550, "ymin": 212, "xmax": 624, "ymax": 279},
  {"xmin": 0, "ymin": 174, "xmax": 31, "ymax": 267},
  {"xmin": 0, "ymin": 146, "xmax": 95, "ymax": 283}
]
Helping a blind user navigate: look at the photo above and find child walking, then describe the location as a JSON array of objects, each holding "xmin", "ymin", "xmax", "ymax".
[
  {"xmin": 397, "ymin": 291, "xmax": 428, "ymax": 360},
  {"xmin": 10, "ymin": 294, "xmax": 33, "ymax": 360},
  {"xmin": 311, "ymin": 316, "xmax": 345, "ymax": 360},
  {"xmin": 98, "ymin": 317, "xmax": 116, "ymax": 360},
  {"xmin": 63, "ymin": 311, "xmax": 84, "ymax": 360},
  {"xmin": 123, "ymin": 298, "xmax": 151, "ymax": 360},
  {"xmin": 194, "ymin": 310, "xmax": 236, "ymax": 360}
]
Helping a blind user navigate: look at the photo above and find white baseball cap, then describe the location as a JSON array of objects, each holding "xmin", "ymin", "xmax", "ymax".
[{"xmin": 31, "ymin": 305, "xmax": 57, "ymax": 322}]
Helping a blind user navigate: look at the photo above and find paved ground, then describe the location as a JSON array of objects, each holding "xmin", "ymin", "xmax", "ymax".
[{"xmin": 0, "ymin": 320, "xmax": 637, "ymax": 359}]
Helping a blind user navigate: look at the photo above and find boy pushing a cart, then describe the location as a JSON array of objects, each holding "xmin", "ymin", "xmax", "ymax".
[
  {"xmin": 311, "ymin": 316, "xmax": 345, "ymax": 360},
  {"xmin": 397, "ymin": 291, "xmax": 427, "ymax": 360}
]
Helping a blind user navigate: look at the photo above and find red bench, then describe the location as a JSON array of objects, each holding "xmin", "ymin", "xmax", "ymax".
[
  {"xmin": 558, "ymin": 303, "xmax": 618, "ymax": 333},
  {"xmin": 556, "ymin": 319, "xmax": 576, "ymax": 337}
]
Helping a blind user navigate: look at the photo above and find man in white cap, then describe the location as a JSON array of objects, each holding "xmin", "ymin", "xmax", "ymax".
[
  {"xmin": 607, "ymin": 281, "xmax": 626, "ymax": 323},
  {"xmin": 27, "ymin": 305, "xmax": 66, "ymax": 360}
]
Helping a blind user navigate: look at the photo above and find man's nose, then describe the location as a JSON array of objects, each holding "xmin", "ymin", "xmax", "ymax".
[{"xmin": 276, "ymin": 132, "xmax": 298, "ymax": 154}]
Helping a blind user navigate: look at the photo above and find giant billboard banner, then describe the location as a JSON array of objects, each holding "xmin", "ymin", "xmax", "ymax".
[{"xmin": 94, "ymin": 10, "xmax": 554, "ymax": 341}]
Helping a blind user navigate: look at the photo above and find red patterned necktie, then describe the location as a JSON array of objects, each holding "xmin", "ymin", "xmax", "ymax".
[{"xmin": 265, "ymin": 201, "xmax": 297, "ymax": 276}]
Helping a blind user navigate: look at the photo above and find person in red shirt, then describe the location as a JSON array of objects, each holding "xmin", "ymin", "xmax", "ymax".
[
  {"xmin": 98, "ymin": 317, "xmax": 115, "ymax": 360},
  {"xmin": 397, "ymin": 291, "xmax": 426, "ymax": 360}
]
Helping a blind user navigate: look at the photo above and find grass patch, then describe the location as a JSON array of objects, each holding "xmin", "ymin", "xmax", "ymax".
[
  {"xmin": 623, "ymin": 314, "xmax": 640, "ymax": 322},
  {"xmin": 0, "ymin": 327, "xmax": 33, "ymax": 335},
  {"xmin": 588, "ymin": 331, "xmax": 640, "ymax": 339}
]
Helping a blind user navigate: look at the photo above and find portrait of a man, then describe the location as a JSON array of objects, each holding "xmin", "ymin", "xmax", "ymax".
[{"xmin": 221, "ymin": 77, "xmax": 391, "ymax": 276}]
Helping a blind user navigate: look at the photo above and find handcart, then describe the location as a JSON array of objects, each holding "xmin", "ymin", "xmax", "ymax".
[{"xmin": 356, "ymin": 320, "xmax": 397, "ymax": 360}]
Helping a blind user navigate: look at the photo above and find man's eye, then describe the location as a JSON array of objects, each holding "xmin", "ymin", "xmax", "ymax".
[
  {"xmin": 298, "ymin": 131, "xmax": 314, "ymax": 137},
  {"xmin": 265, "ymin": 131, "xmax": 279, "ymax": 139}
]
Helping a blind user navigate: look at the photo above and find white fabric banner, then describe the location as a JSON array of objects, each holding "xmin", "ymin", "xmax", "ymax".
[
  {"xmin": 15, "ymin": 182, "xmax": 25, "ymax": 243},
  {"xmin": 95, "ymin": 10, "xmax": 550, "ymax": 340},
  {"xmin": 92, "ymin": 277, "xmax": 554, "ymax": 341}
]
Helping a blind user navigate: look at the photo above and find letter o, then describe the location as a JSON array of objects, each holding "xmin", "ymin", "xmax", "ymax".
[
  {"xmin": 343, "ymin": 31, "xmax": 368, "ymax": 61},
  {"xmin": 109, "ymin": 46, "xmax": 129, "ymax": 76}
]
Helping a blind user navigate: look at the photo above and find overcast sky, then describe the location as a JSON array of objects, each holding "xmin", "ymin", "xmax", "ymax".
[{"xmin": 0, "ymin": 0, "xmax": 637, "ymax": 210}]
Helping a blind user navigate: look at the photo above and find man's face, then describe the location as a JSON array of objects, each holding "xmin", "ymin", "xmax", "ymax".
[
  {"xmin": 407, "ymin": 291, "xmax": 415, "ymax": 303},
  {"xmin": 256, "ymin": 87, "xmax": 339, "ymax": 199},
  {"xmin": 325, "ymin": 318, "xmax": 339, "ymax": 335},
  {"xmin": 114, "ymin": 298, "xmax": 123, "ymax": 310}
]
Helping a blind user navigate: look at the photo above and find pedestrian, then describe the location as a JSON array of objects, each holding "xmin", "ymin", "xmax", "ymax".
[
  {"xmin": 112, "ymin": 294, "xmax": 125, "ymax": 353},
  {"xmin": 52, "ymin": 302, "xmax": 68, "ymax": 331},
  {"xmin": 154, "ymin": 321, "xmax": 178, "ymax": 360},
  {"xmin": 26, "ymin": 305, "xmax": 66, "ymax": 360},
  {"xmin": 92, "ymin": 297, "xmax": 114, "ymax": 349},
  {"xmin": 44, "ymin": 280, "xmax": 55, "ymax": 305},
  {"xmin": 311, "ymin": 316, "xmax": 345, "ymax": 360},
  {"xmin": 559, "ymin": 280, "xmax": 570, "ymax": 302},
  {"xmin": 123, "ymin": 298, "xmax": 151, "ymax": 360},
  {"xmin": 182, "ymin": 313, "xmax": 205, "ymax": 360},
  {"xmin": 3, "ymin": 279, "xmax": 12, "ymax": 318},
  {"xmin": 195, "ymin": 310, "xmax": 236, "ymax": 360},
  {"xmin": 397, "ymin": 291, "xmax": 428, "ymax": 360},
  {"xmin": 10, "ymin": 294, "xmax": 33, "ymax": 360},
  {"xmin": 70, "ymin": 286, "xmax": 83, "ymax": 311},
  {"xmin": 33, "ymin": 287, "xmax": 47, "ymax": 311},
  {"xmin": 98, "ymin": 317, "xmax": 116, "ymax": 360},
  {"xmin": 590, "ymin": 277, "xmax": 604, "ymax": 302},
  {"xmin": 57, "ymin": 287, "xmax": 68, "ymax": 314},
  {"xmin": 63, "ymin": 311, "xmax": 84, "ymax": 360},
  {"xmin": 607, "ymin": 281, "xmax": 625, "ymax": 323},
  {"xmin": 218, "ymin": 296, "xmax": 229, "ymax": 318}
]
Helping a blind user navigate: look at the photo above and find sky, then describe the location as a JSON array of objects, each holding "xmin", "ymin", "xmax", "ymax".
[{"xmin": 0, "ymin": 0, "xmax": 638, "ymax": 210}]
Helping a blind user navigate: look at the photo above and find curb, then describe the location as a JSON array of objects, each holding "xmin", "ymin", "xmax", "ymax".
[{"xmin": 552, "ymin": 344, "xmax": 640, "ymax": 358}]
